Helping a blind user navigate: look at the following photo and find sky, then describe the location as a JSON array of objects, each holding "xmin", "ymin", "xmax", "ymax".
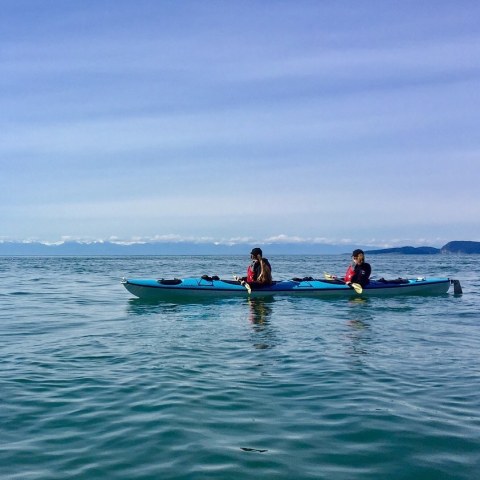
[{"xmin": 1, "ymin": 0, "xmax": 479, "ymax": 248}]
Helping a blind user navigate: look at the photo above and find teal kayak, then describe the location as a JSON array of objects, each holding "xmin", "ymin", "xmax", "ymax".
[{"xmin": 122, "ymin": 276, "xmax": 461, "ymax": 300}]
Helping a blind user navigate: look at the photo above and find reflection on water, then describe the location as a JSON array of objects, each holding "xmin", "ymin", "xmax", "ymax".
[
  {"xmin": 126, "ymin": 298, "xmax": 191, "ymax": 319},
  {"xmin": 126, "ymin": 296, "xmax": 229, "ymax": 316},
  {"xmin": 345, "ymin": 304, "xmax": 373, "ymax": 360},
  {"xmin": 247, "ymin": 297, "xmax": 276, "ymax": 350},
  {"xmin": 248, "ymin": 297, "xmax": 274, "ymax": 325},
  {"xmin": 348, "ymin": 296, "xmax": 369, "ymax": 306}
]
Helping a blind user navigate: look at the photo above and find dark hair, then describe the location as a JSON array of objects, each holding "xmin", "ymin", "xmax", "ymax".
[
  {"xmin": 250, "ymin": 247, "xmax": 263, "ymax": 256},
  {"xmin": 352, "ymin": 249, "xmax": 364, "ymax": 256}
]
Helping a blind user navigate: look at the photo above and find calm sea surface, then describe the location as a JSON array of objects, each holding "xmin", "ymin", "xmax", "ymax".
[{"xmin": 1, "ymin": 255, "xmax": 479, "ymax": 479}]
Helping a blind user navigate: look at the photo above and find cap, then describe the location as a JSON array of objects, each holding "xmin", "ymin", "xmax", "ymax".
[
  {"xmin": 250, "ymin": 247, "xmax": 263, "ymax": 256},
  {"xmin": 352, "ymin": 249, "xmax": 364, "ymax": 257}
]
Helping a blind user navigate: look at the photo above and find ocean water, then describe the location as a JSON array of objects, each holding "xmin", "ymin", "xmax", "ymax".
[{"xmin": 1, "ymin": 254, "xmax": 479, "ymax": 480}]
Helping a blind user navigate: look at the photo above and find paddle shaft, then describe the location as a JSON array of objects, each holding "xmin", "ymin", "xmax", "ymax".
[
  {"xmin": 324, "ymin": 272, "xmax": 363, "ymax": 294},
  {"xmin": 233, "ymin": 274, "xmax": 252, "ymax": 294}
]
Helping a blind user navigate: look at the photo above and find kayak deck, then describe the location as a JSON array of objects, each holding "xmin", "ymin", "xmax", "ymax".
[{"xmin": 122, "ymin": 276, "xmax": 458, "ymax": 300}]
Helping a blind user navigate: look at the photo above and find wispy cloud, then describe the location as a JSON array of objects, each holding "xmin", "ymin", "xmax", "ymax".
[{"xmin": 1, "ymin": 1, "xmax": 479, "ymax": 245}]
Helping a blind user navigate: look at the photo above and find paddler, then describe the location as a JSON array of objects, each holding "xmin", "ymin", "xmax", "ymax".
[
  {"xmin": 345, "ymin": 249, "xmax": 371, "ymax": 287},
  {"xmin": 243, "ymin": 247, "xmax": 272, "ymax": 287}
]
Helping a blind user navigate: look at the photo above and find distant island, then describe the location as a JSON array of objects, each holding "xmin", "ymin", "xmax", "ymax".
[
  {"xmin": 366, "ymin": 246, "xmax": 440, "ymax": 255},
  {"xmin": 0, "ymin": 240, "xmax": 479, "ymax": 255},
  {"xmin": 366, "ymin": 241, "xmax": 480, "ymax": 255}
]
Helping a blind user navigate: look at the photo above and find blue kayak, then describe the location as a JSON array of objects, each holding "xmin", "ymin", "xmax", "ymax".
[{"xmin": 122, "ymin": 276, "xmax": 461, "ymax": 300}]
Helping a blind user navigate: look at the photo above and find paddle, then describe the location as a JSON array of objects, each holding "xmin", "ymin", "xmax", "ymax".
[
  {"xmin": 233, "ymin": 274, "xmax": 252, "ymax": 294},
  {"xmin": 324, "ymin": 272, "xmax": 337, "ymax": 281},
  {"xmin": 324, "ymin": 272, "xmax": 363, "ymax": 294},
  {"xmin": 349, "ymin": 283, "xmax": 363, "ymax": 294}
]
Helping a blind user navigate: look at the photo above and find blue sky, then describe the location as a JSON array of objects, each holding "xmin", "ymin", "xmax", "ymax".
[{"xmin": 1, "ymin": 0, "xmax": 479, "ymax": 248}]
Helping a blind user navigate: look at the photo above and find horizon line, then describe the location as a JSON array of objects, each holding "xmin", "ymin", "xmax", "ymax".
[{"xmin": 0, "ymin": 236, "xmax": 464, "ymax": 249}]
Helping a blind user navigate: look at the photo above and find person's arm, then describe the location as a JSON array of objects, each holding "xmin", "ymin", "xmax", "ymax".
[
  {"xmin": 363, "ymin": 263, "xmax": 372, "ymax": 285},
  {"xmin": 345, "ymin": 264, "xmax": 355, "ymax": 283},
  {"xmin": 365, "ymin": 263, "xmax": 371, "ymax": 278},
  {"xmin": 258, "ymin": 258, "xmax": 272, "ymax": 284},
  {"xmin": 255, "ymin": 255, "xmax": 263, "ymax": 282}
]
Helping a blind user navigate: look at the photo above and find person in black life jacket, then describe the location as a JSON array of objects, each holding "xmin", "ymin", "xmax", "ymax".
[
  {"xmin": 243, "ymin": 247, "xmax": 272, "ymax": 287},
  {"xmin": 345, "ymin": 249, "xmax": 371, "ymax": 287}
]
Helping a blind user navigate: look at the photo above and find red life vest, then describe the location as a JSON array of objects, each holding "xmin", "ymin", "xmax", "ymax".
[
  {"xmin": 247, "ymin": 264, "xmax": 255, "ymax": 282},
  {"xmin": 345, "ymin": 265, "xmax": 355, "ymax": 283}
]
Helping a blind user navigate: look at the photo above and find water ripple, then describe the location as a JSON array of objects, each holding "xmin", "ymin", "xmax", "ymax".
[{"xmin": 1, "ymin": 256, "xmax": 480, "ymax": 479}]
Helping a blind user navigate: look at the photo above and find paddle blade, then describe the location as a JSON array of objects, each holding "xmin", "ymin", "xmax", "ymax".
[
  {"xmin": 234, "ymin": 274, "xmax": 251, "ymax": 294},
  {"xmin": 351, "ymin": 283, "xmax": 363, "ymax": 294},
  {"xmin": 324, "ymin": 272, "xmax": 337, "ymax": 280}
]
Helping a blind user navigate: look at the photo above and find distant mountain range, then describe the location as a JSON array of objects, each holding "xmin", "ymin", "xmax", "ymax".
[
  {"xmin": 0, "ymin": 240, "xmax": 479, "ymax": 255},
  {"xmin": 0, "ymin": 241, "xmax": 356, "ymax": 256}
]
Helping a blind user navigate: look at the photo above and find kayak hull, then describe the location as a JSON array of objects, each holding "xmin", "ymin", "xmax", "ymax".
[{"xmin": 122, "ymin": 277, "xmax": 453, "ymax": 300}]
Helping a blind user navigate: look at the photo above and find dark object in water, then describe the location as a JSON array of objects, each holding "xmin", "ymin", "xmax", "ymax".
[{"xmin": 451, "ymin": 279, "xmax": 463, "ymax": 295}]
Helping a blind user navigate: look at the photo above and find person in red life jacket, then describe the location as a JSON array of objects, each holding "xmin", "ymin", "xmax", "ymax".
[
  {"xmin": 244, "ymin": 247, "xmax": 272, "ymax": 287},
  {"xmin": 345, "ymin": 249, "xmax": 371, "ymax": 287}
]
